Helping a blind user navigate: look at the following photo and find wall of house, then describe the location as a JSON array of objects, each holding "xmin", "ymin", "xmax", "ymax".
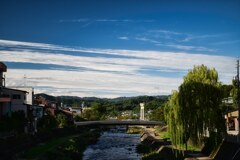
[
  {"xmin": 0, "ymin": 102, "xmax": 10, "ymax": 116},
  {"xmin": 11, "ymin": 86, "xmax": 34, "ymax": 105},
  {"xmin": 234, "ymin": 118, "xmax": 239, "ymax": 131},
  {"xmin": 2, "ymin": 88, "xmax": 27, "ymax": 117},
  {"xmin": 225, "ymin": 110, "xmax": 239, "ymax": 135}
]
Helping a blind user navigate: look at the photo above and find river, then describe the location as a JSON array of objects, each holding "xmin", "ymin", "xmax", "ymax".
[{"xmin": 83, "ymin": 129, "xmax": 142, "ymax": 160}]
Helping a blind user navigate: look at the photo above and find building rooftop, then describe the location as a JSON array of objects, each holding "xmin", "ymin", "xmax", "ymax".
[
  {"xmin": 2, "ymin": 87, "xmax": 28, "ymax": 93},
  {"xmin": 0, "ymin": 62, "xmax": 7, "ymax": 72}
]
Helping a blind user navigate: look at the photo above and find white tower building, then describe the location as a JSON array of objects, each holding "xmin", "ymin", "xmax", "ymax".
[{"xmin": 140, "ymin": 103, "xmax": 145, "ymax": 120}]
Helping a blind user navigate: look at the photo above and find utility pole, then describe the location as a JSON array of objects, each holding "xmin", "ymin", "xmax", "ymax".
[
  {"xmin": 24, "ymin": 74, "xmax": 27, "ymax": 86},
  {"xmin": 237, "ymin": 60, "xmax": 240, "ymax": 143}
]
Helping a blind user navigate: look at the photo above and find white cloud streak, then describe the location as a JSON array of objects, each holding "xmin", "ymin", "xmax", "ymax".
[
  {"xmin": 0, "ymin": 39, "xmax": 237, "ymax": 98},
  {"xmin": 148, "ymin": 29, "xmax": 224, "ymax": 42},
  {"xmin": 149, "ymin": 29, "xmax": 183, "ymax": 36},
  {"xmin": 59, "ymin": 19, "xmax": 155, "ymax": 23},
  {"xmin": 118, "ymin": 36, "xmax": 129, "ymax": 40},
  {"xmin": 211, "ymin": 40, "xmax": 240, "ymax": 45},
  {"xmin": 136, "ymin": 37, "xmax": 216, "ymax": 52},
  {"xmin": 59, "ymin": 19, "xmax": 89, "ymax": 22}
]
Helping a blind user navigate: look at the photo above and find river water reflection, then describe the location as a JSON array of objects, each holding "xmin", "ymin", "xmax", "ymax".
[{"xmin": 83, "ymin": 130, "xmax": 142, "ymax": 160}]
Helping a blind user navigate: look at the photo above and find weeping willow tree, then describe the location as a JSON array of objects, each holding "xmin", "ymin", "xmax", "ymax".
[
  {"xmin": 231, "ymin": 79, "xmax": 238, "ymax": 107},
  {"xmin": 164, "ymin": 65, "xmax": 226, "ymax": 150}
]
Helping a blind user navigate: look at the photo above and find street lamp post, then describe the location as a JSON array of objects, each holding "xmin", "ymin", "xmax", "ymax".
[{"xmin": 237, "ymin": 60, "xmax": 240, "ymax": 143}]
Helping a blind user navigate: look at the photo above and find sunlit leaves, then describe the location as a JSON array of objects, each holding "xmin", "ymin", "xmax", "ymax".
[{"xmin": 165, "ymin": 65, "xmax": 225, "ymax": 149}]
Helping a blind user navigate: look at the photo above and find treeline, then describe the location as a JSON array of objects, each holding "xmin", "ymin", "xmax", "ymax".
[{"xmin": 36, "ymin": 94, "xmax": 168, "ymax": 121}]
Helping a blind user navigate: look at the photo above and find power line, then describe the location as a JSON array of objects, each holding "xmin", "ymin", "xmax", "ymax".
[{"xmin": 237, "ymin": 60, "xmax": 240, "ymax": 143}]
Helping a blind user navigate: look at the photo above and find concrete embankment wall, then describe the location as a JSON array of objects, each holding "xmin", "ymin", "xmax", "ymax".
[
  {"xmin": 140, "ymin": 129, "xmax": 240, "ymax": 160},
  {"xmin": 139, "ymin": 129, "xmax": 185, "ymax": 160},
  {"xmin": 140, "ymin": 129, "xmax": 171, "ymax": 150}
]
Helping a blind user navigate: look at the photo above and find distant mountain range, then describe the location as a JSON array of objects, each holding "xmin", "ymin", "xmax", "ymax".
[
  {"xmin": 35, "ymin": 93, "xmax": 169, "ymax": 111},
  {"xmin": 35, "ymin": 93, "xmax": 169, "ymax": 103}
]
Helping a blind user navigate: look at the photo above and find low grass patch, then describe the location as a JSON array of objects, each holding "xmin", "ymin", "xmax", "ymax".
[
  {"xmin": 24, "ymin": 135, "xmax": 78, "ymax": 159},
  {"xmin": 155, "ymin": 130, "xmax": 201, "ymax": 152},
  {"xmin": 142, "ymin": 151, "xmax": 162, "ymax": 160},
  {"xmin": 159, "ymin": 131, "xmax": 171, "ymax": 139},
  {"xmin": 24, "ymin": 129, "xmax": 101, "ymax": 159},
  {"xmin": 127, "ymin": 126, "xmax": 143, "ymax": 134},
  {"xmin": 185, "ymin": 144, "xmax": 201, "ymax": 152}
]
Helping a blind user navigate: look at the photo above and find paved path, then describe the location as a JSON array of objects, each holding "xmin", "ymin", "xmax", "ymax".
[{"xmin": 74, "ymin": 120, "xmax": 163, "ymax": 126}]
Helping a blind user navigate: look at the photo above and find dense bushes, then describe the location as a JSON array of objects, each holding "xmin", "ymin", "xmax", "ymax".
[{"xmin": 0, "ymin": 110, "xmax": 26, "ymax": 133}]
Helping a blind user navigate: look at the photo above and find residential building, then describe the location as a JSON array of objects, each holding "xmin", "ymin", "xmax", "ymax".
[
  {"xmin": 34, "ymin": 95, "xmax": 58, "ymax": 116},
  {"xmin": 0, "ymin": 87, "xmax": 28, "ymax": 117},
  {"xmin": 225, "ymin": 109, "xmax": 239, "ymax": 135},
  {"xmin": 0, "ymin": 62, "xmax": 7, "ymax": 87},
  {"xmin": 11, "ymin": 86, "xmax": 34, "ymax": 105},
  {"xmin": 69, "ymin": 107, "xmax": 82, "ymax": 115},
  {"xmin": 0, "ymin": 62, "xmax": 28, "ymax": 118}
]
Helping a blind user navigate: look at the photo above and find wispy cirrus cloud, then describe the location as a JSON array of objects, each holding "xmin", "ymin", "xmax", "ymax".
[
  {"xmin": 59, "ymin": 18, "xmax": 89, "ymax": 22},
  {"xmin": 118, "ymin": 36, "xmax": 129, "ymax": 40},
  {"xmin": 59, "ymin": 18, "xmax": 155, "ymax": 29},
  {"xmin": 149, "ymin": 29, "xmax": 183, "ymax": 36},
  {"xmin": 133, "ymin": 29, "xmax": 240, "ymax": 54},
  {"xmin": 181, "ymin": 34, "xmax": 225, "ymax": 42},
  {"xmin": 59, "ymin": 18, "xmax": 155, "ymax": 23},
  {"xmin": 135, "ymin": 37, "xmax": 216, "ymax": 52},
  {"xmin": 156, "ymin": 43, "xmax": 216, "ymax": 52},
  {"xmin": 0, "ymin": 39, "xmax": 236, "ymax": 97},
  {"xmin": 148, "ymin": 29, "xmax": 224, "ymax": 42},
  {"xmin": 211, "ymin": 40, "xmax": 240, "ymax": 45},
  {"xmin": 135, "ymin": 37, "xmax": 159, "ymax": 44}
]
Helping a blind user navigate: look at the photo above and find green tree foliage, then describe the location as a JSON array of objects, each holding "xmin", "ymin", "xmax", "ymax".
[
  {"xmin": 37, "ymin": 111, "xmax": 58, "ymax": 132},
  {"xmin": 82, "ymin": 109, "xmax": 100, "ymax": 121},
  {"xmin": 230, "ymin": 79, "xmax": 238, "ymax": 107},
  {"xmin": 37, "ymin": 93, "xmax": 168, "ymax": 120},
  {"xmin": 221, "ymin": 84, "xmax": 233, "ymax": 98},
  {"xmin": 149, "ymin": 107, "xmax": 165, "ymax": 122},
  {"xmin": 220, "ymin": 84, "xmax": 235, "ymax": 112},
  {"xmin": 147, "ymin": 99, "xmax": 166, "ymax": 122},
  {"xmin": 56, "ymin": 113, "xmax": 68, "ymax": 128},
  {"xmin": 11, "ymin": 110, "xmax": 27, "ymax": 133},
  {"xmin": 77, "ymin": 102, "xmax": 108, "ymax": 121},
  {"xmin": 0, "ymin": 110, "xmax": 26, "ymax": 133},
  {"xmin": 74, "ymin": 115, "xmax": 86, "ymax": 121},
  {"xmin": 164, "ymin": 91, "xmax": 179, "ymax": 145},
  {"xmin": 92, "ymin": 102, "xmax": 107, "ymax": 120},
  {"xmin": 72, "ymin": 101, "xmax": 81, "ymax": 108},
  {"xmin": 145, "ymin": 99, "xmax": 166, "ymax": 110},
  {"xmin": 165, "ymin": 65, "xmax": 226, "ymax": 149},
  {"xmin": 91, "ymin": 102, "xmax": 106, "ymax": 115}
]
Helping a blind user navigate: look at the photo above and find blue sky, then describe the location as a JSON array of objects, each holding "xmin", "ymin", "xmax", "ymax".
[{"xmin": 0, "ymin": 0, "xmax": 239, "ymax": 97}]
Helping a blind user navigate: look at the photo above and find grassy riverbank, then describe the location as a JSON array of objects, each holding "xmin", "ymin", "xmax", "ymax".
[
  {"xmin": 23, "ymin": 128, "xmax": 101, "ymax": 160},
  {"xmin": 127, "ymin": 126, "xmax": 143, "ymax": 134},
  {"xmin": 137, "ymin": 127, "xmax": 201, "ymax": 160}
]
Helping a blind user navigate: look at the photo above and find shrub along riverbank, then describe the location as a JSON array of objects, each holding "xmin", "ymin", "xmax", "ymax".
[
  {"xmin": 136, "ymin": 127, "xmax": 202, "ymax": 160},
  {"xmin": 22, "ymin": 127, "xmax": 101, "ymax": 160}
]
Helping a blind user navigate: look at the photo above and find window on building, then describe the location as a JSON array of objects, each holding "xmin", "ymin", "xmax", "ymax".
[{"xmin": 12, "ymin": 94, "xmax": 21, "ymax": 99}]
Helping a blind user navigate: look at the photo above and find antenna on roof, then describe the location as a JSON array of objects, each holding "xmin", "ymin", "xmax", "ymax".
[{"xmin": 24, "ymin": 74, "xmax": 27, "ymax": 86}]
